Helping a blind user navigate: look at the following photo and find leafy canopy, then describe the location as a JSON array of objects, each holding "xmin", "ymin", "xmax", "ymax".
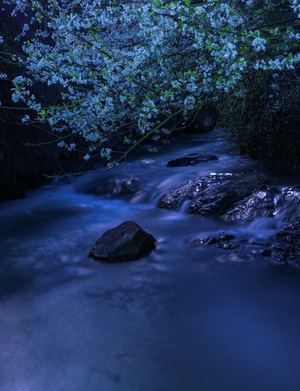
[{"xmin": 1, "ymin": 0, "xmax": 299, "ymax": 160}]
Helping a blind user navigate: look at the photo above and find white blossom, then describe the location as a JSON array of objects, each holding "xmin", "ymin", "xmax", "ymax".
[
  {"xmin": 4, "ymin": 0, "xmax": 299, "ymax": 159},
  {"xmin": 251, "ymin": 37, "xmax": 267, "ymax": 52},
  {"xmin": 57, "ymin": 140, "xmax": 65, "ymax": 148}
]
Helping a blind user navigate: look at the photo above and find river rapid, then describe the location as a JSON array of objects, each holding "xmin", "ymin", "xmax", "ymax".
[{"xmin": 1, "ymin": 130, "xmax": 300, "ymax": 391}]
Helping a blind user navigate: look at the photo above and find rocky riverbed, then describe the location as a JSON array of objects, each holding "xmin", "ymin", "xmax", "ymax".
[{"xmin": 157, "ymin": 170, "xmax": 300, "ymax": 266}]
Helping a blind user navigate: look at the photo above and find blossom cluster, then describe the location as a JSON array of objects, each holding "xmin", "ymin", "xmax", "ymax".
[{"xmin": 1, "ymin": 0, "xmax": 300, "ymax": 159}]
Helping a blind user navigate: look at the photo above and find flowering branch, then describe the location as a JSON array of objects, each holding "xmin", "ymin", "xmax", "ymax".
[{"xmin": 1, "ymin": 0, "xmax": 299, "ymax": 160}]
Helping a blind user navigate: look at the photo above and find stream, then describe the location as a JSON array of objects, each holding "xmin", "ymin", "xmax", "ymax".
[{"xmin": 1, "ymin": 130, "xmax": 300, "ymax": 391}]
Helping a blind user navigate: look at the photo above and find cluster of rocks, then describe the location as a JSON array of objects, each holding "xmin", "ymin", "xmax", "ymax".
[
  {"xmin": 87, "ymin": 150, "xmax": 300, "ymax": 265},
  {"xmin": 158, "ymin": 174, "xmax": 300, "ymax": 266},
  {"xmin": 192, "ymin": 218, "xmax": 300, "ymax": 266},
  {"xmin": 271, "ymin": 219, "xmax": 300, "ymax": 263}
]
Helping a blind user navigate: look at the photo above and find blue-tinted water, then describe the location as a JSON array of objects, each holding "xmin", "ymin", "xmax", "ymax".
[{"xmin": 1, "ymin": 132, "xmax": 300, "ymax": 391}]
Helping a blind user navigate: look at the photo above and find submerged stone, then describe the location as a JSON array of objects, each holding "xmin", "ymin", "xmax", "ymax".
[
  {"xmin": 89, "ymin": 221, "xmax": 156, "ymax": 263},
  {"xmin": 74, "ymin": 167, "xmax": 140, "ymax": 199}
]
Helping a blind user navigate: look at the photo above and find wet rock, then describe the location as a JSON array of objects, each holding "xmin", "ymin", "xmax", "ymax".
[
  {"xmin": 222, "ymin": 187, "xmax": 279, "ymax": 222},
  {"xmin": 219, "ymin": 232, "xmax": 235, "ymax": 241},
  {"xmin": 167, "ymin": 153, "xmax": 218, "ymax": 167},
  {"xmin": 195, "ymin": 218, "xmax": 300, "ymax": 266},
  {"xmin": 273, "ymin": 187, "xmax": 300, "ymax": 223},
  {"xmin": 158, "ymin": 179, "xmax": 200, "ymax": 210},
  {"xmin": 271, "ymin": 219, "xmax": 300, "ymax": 264},
  {"xmin": 158, "ymin": 173, "xmax": 272, "ymax": 219},
  {"xmin": 94, "ymin": 176, "xmax": 139, "ymax": 198},
  {"xmin": 264, "ymin": 188, "xmax": 300, "ymax": 264},
  {"xmin": 74, "ymin": 170, "xmax": 140, "ymax": 199},
  {"xmin": 198, "ymin": 236, "xmax": 219, "ymax": 245},
  {"xmin": 159, "ymin": 173, "xmax": 300, "ymax": 266},
  {"xmin": 158, "ymin": 173, "xmax": 237, "ymax": 210},
  {"xmin": 89, "ymin": 221, "xmax": 156, "ymax": 263},
  {"xmin": 196, "ymin": 232, "xmax": 239, "ymax": 250},
  {"xmin": 189, "ymin": 178, "xmax": 274, "ymax": 218}
]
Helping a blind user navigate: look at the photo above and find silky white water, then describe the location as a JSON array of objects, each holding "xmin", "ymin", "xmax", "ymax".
[{"xmin": 1, "ymin": 131, "xmax": 300, "ymax": 391}]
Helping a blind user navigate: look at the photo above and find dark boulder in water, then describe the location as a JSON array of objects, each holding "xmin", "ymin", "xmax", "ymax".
[{"xmin": 89, "ymin": 221, "xmax": 156, "ymax": 263}]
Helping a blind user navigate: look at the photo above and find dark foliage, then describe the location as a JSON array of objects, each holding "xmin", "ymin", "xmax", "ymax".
[{"xmin": 219, "ymin": 68, "xmax": 300, "ymax": 173}]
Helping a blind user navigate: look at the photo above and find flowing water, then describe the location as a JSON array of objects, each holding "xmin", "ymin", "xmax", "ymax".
[{"xmin": 1, "ymin": 130, "xmax": 300, "ymax": 391}]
